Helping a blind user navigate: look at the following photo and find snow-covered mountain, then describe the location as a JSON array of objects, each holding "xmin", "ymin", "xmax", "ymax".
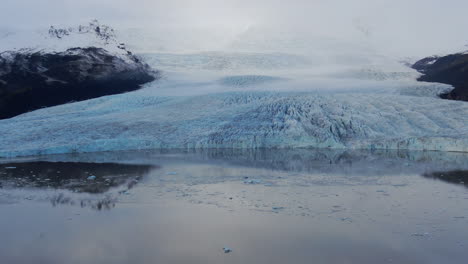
[
  {"xmin": 0, "ymin": 20, "xmax": 126, "ymax": 54},
  {"xmin": 0, "ymin": 21, "xmax": 157, "ymax": 119}
]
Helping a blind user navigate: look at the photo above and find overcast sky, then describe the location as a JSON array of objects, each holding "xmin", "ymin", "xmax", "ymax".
[{"xmin": 2, "ymin": 0, "xmax": 468, "ymax": 56}]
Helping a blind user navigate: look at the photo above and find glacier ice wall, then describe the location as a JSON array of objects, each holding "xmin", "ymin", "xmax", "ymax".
[
  {"xmin": 0, "ymin": 72, "xmax": 467, "ymax": 157},
  {"xmin": 0, "ymin": 52, "xmax": 467, "ymax": 157},
  {"xmin": 1, "ymin": 21, "xmax": 467, "ymax": 158}
]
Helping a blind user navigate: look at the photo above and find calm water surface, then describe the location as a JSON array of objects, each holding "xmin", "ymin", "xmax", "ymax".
[{"xmin": 1, "ymin": 149, "xmax": 468, "ymax": 264}]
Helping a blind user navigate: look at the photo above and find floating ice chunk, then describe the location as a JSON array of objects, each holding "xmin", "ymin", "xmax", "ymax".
[
  {"xmin": 411, "ymin": 232, "xmax": 430, "ymax": 237},
  {"xmin": 87, "ymin": 175, "xmax": 96, "ymax": 180},
  {"xmin": 4, "ymin": 167, "xmax": 16, "ymax": 169},
  {"xmin": 223, "ymin": 247, "xmax": 232, "ymax": 253},
  {"xmin": 272, "ymin": 207, "xmax": 285, "ymax": 210},
  {"xmin": 244, "ymin": 179, "xmax": 262, "ymax": 184},
  {"xmin": 166, "ymin": 172, "xmax": 178, "ymax": 175}
]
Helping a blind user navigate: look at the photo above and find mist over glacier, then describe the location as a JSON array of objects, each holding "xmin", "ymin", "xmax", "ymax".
[{"xmin": 2, "ymin": 0, "xmax": 468, "ymax": 56}]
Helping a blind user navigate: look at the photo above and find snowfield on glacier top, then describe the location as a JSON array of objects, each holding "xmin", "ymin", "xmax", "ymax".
[{"xmin": 1, "ymin": 22, "xmax": 468, "ymax": 157}]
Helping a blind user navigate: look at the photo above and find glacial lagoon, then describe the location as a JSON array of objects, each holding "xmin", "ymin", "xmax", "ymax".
[{"xmin": 1, "ymin": 149, "xmax": 468, "ymax": 264}]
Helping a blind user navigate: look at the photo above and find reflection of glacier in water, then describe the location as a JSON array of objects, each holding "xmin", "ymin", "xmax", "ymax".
[
  {"xmin": 3, "ymin": 148, "xmax": 468, "ymax": 194},
  {"xmin": 423, "ymin": 170, "xmax": 468, "ymax": 188},
  {"xmin": 0, "ymin": 162, "xmax": 155, "ymax": 193},
  {"xmin": 1, "ymin": 149, "xmax": 468, "ymax": 263},
  {"xmin": 0, "ymin": 161, "xmax": 156, "ymax": 210}
]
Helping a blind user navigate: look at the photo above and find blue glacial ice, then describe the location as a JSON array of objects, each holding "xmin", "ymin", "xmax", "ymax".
[{"xmin": 0, "ymin": 52, "xmax": 467, "ymax": 157}]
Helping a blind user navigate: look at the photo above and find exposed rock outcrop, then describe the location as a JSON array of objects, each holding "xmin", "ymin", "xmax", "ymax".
[
  {"xmin": 412, "ymin": 53, "xmax": 468, "ymax": 101},
  {"xmin": 48, "ymin": 20, "xmax": 117, "ymax": 44},
  {"xmin": 0, "ymin": 47, "xmax": 158, "ymax": 119}
]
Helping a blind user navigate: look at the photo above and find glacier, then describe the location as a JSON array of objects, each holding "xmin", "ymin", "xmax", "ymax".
[
  {"xmin": 1, "ymin": 51, "xmax": 468, "ymax": 158},
  {"xmin": 1, "ymin": 23, "xmax": 468, "ymax": 157}
]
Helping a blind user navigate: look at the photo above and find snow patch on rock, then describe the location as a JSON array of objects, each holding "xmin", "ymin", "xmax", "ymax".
[{"xmin": 0, "ymin": 20, "xmax": 127, "ymax": 56}]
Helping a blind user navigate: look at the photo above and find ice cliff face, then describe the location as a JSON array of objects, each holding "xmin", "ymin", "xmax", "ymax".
[{"xmin": 0, "ymin": 51, "xmax": 466, "ymax": 158}]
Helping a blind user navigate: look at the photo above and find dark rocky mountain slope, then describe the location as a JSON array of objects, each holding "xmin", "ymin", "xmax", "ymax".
[
  {"xmin": 412, "ymin": 53, "xmax": 468, "ymax": 101},
  {"xmin": 0, "ymin": 47, "xmax": 158, "ymax": 119}
]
